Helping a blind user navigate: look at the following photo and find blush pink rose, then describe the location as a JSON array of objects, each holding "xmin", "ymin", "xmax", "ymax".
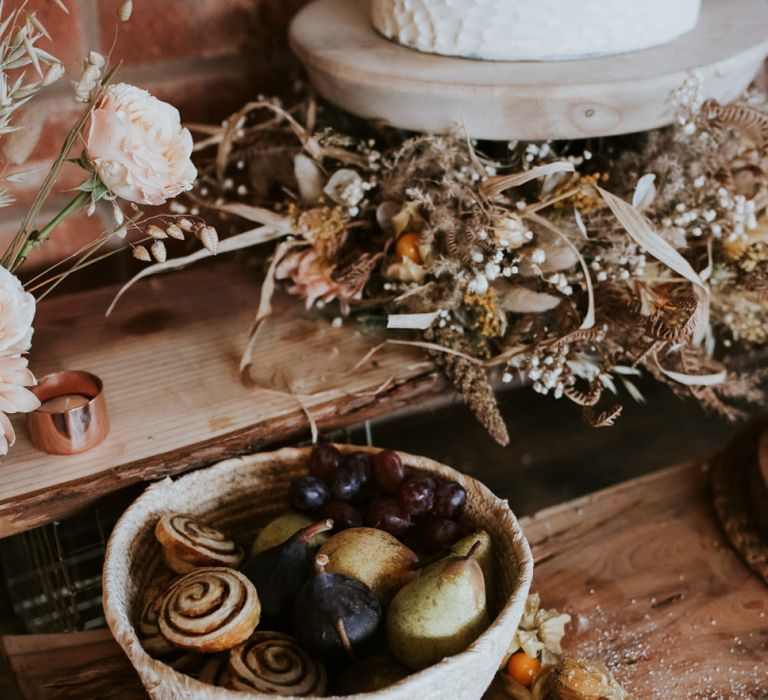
[{"xmin": 85, "ymin": 83, "xmax": 197, "ymax": 206}]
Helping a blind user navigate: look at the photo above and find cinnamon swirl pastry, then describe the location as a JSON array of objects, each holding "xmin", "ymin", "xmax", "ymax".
[
  {"xmin": 158, "ymin": 568, "xmax": 260, "ymax": 652},
  {"xmin": 155, "ymin": 514, "xmax": 244, "ymax": 574},
  {"xmin": 227, "ymin": 631, "xmax": 327, "ymax": 696},
  {"xmin": 138, "ymin": 589, "xmax": 176, "ymax": 657},
  {"xmin": 198, "ymin": 654, "xmax": 230, "ymax": 687}
]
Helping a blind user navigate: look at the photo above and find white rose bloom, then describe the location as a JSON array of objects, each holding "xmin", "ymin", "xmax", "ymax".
[
  {"xmin": 0, "ymin": 355, "xmax": 40, "ymax": 455},
  {"xmin": 0, "ymin": 266, "xmax": 35, "ymax": 354},
  {"xmin": 85, "ymin": 83, "xmax": 197, "ymax": 206}
]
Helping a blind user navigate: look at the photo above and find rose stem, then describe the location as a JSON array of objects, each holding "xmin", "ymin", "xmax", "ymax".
[{"xmin": 10, "ymin": 190, "xmax": 91, "ymax": 272}]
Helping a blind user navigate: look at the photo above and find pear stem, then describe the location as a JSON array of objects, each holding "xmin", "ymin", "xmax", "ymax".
[{"xmin": 465, "ymin": 541, "xmax": 482, "ymax": 561}]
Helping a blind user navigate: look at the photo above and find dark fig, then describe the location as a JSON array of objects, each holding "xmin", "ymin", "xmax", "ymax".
[
  {"xmin": 293, "ymin": 554, "xmax": 381, "ymax": 664},
  {"xmin": 241, "ymin": 519, "xmax": 334, "ymax": 625}
]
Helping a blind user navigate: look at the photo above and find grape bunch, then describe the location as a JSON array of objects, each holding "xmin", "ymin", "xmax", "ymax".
[{"xmin": 288, "ymin": 445, "xmax": 468, "ymax": 552}]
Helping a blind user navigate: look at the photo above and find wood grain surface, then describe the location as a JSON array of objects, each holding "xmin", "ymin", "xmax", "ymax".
[
  {"xmin": 290, "ymin": 0, "xmax": 768, "ymax": 140},
  {"xmin": 496, "ymin": 463, "xmax": 768, "ymax": 700},
  {"xmin": 3, "ymin": 462, "xmax": 766, "ymax": 699},
  {"xmin": 0, "ymin": 259, "xmax": 439, "ymax": 538}
]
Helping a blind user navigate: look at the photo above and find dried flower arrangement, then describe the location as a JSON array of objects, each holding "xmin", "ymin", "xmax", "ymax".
[
  {"xmin": 118, "ymin": 77, "xmax": 768, "ymax": 445},
  {"xmin": 0, "ymin": 0, "xmax": 211, "ymax": 454}
]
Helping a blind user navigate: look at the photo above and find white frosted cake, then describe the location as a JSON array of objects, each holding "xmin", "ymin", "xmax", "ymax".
[{"xmin": 371, "ymin": 0, "xmax": 702, "ymax": 61}]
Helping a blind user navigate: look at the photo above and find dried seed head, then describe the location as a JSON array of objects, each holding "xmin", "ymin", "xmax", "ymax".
[
  {"xmin": 86, "ymin": 200, "xmax": 96, "ymax": 217},
  {"xmin": 166, "ymin": 223, "xmax": 184, "ymax": 240},
  {"xmin": 133, "ymin": 245, "xmax": 151, "ymax": 262},
  {"xmin": 150, "ymin": 240, "xmax": 167, "ymax": 263},
  {"xmin": 114, "ymin": 225, "xmax": 128, "ymax": 239},
  {"xmin": 88, "ymin": 51, "xmax": 106, "ymax": 68},
  {"xmin": 147, "ymin": 224, "xmax": 167, "ymax": 239},
  {"xmin": 42, "ymin": 62, "xmax": 65, "ymax": 87},
  {"xmin": 178, "ymin": 218, "xmax": 195, "ymax": 232},
  {"xmin": 198, "ymin": 226, "xmax": 219, "ymax": 254},
  {"xmin": 112, "ymin": 203, "xmax": 124, "ymax": 226},
  {"xmin": 117, "ymin": 0, "xmax": 133, "ymax": 21}
]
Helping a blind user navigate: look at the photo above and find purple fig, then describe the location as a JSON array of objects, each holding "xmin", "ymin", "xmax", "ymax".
[
  {"xmin": 293, "ymin": 554, "xmax": 381, "ymax": 664},
  {"xmin": 241, "ymin": 519, "xmax": 333, "ymax": 624}
]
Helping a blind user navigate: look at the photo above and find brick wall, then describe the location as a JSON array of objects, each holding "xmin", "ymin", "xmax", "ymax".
[{"xmin": 0, "ymin": 0, "xmax": 310, "ymax": 272}]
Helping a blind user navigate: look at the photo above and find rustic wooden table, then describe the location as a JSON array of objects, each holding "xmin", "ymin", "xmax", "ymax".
[
  {"xmin": 0, "ymin": 259, "xmax": 443, "ymax": 538},
  {"xmin": 3, "ymin": 462, "xmax": 765, "ymax": 699}
]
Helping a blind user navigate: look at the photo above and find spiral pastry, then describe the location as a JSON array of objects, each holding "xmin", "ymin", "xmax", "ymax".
[
  {"xmin": 227, "ymin": 631, "xmax": 327, "ymax": 697},
  {"xmin": 158, "ymin": 568, "xmax": 261, "ymax": 653},
  {"xmin": 138, "ymin": 590, "xmax": 176, "ymax": 657},
  {"xmin": 155, "ymin": 513, "xmax": 244, "ymax": 574},
  {"xmin": 198, "ymin": 654, "xmax": 230, "ymax": 687}
]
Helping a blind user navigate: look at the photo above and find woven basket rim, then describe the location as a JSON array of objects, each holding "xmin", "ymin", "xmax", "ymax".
[{"xmin": 103, "ymin": 445, "xmax": 534, "ymax": 699}]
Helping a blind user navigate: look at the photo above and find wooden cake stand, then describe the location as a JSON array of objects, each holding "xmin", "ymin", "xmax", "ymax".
[{"xmin": 290, "ymin": 0, "xmax": 768, "ymax": 140}]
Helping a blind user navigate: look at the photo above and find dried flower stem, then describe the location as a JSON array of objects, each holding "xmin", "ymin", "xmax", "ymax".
[{"xmin": 1, "ymin": 64, "xmax": 118, "ymax": 272}]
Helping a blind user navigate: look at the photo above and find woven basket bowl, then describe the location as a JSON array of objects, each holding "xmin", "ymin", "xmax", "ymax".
[{"xmin": 103, "ymin": 445, "xmax": 533, "ymax": 700}]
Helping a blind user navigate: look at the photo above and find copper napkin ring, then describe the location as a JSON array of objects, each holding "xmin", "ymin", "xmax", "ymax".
[{"xmin": 27, "ymin": 371, "xmax": 109, "ymax": 455}]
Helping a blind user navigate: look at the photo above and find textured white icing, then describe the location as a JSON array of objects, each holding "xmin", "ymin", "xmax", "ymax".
[{"xmin": 371, "ymin": 0, "xmax": 702, "ymax": 61}]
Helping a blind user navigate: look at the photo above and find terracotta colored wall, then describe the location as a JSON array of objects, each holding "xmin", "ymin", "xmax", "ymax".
[{"xmin": 0, "ymin": 0, "xmax": 310, "ymax": 270}]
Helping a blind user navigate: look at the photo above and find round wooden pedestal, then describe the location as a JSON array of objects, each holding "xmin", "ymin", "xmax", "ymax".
[{"xmin": 290, "ymin": 0, "xmax": 768, "ymax": 140}]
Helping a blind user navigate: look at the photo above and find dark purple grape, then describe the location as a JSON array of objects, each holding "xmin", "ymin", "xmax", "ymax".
[
  {"xmin": 321, "ymin": 500, "xmax": 363, "ymax": 530},
  {"xmin": 345, "ymin": 452, "xmax": 372, "ymax": 489},
  {"xmin": 421, "ymin": 518, "xmax": 462, "ymax": 552},
  {"xmin": 330, "ymin": 465, "xmax": 364, "ymax": 501},
  {"xmin": 398, "ymin": 476, "xmax": 436, "ymax": 517},
  {"xmin": 289, "ymin": 476, "xmax": 330, "ymax": 512},
  {"xmin": 308, "ymin": 444, "xmax": 342, "ymax": 484},
  {"xmin": 372, "ymin": 449, "xmax": 406, "ymax": 494},
  {"xmin": 365, "ymin": 497, "xmax": 411, "ymax": 536},
  {"xmin": 433, "ymin": 481, "xmax": 467, "ymax": 519}
]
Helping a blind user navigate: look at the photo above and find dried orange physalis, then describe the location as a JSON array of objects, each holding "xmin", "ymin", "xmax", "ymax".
[
  {"xmin": 506, "ymin": 651, "xmax": 542, "ymax": 687},
  {"xmin": 395, "ymin": 232, "xmax": 423, "ymax": 264}
]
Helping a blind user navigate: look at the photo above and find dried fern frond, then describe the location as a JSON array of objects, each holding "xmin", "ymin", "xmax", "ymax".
[
  {"xmin": 705, "ymin": 99, "xmax": 768, "ymax": 149},
  {"xmin": 564, "ymin": 382, "xmax": 602, "ymax": 407},
  {"xmin": 645, "ymin": 296, "xmax": 698, "ymax": 342},
  {"xmin": 583, "ymin": 404, "xmax": 623, "ymax": 428}
]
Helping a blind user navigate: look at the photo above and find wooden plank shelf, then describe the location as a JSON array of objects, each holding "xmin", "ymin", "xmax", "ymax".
[
  {"xmin": 0, "ymin": 259, "xmax": 441, "ymax": 538},
  {"xmin": 2, "ymin": 462, "xmax": 765, "ymax": 699}
]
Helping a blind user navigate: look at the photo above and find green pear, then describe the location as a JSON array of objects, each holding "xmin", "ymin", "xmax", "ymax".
[
  {"xmin": 318, "ymin": 527, "xmax": 418, "ymax": 603},
  {"xmin": 386, "ymin": 542, "xmax": 489, "ymax": 670},
  {"xmin": 452, "ymin": 530, "xmax": 495, "ymax": 607},
  {"xmin": 250, "ymin": 511, "xmax": 329, "ymax": 556}
]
